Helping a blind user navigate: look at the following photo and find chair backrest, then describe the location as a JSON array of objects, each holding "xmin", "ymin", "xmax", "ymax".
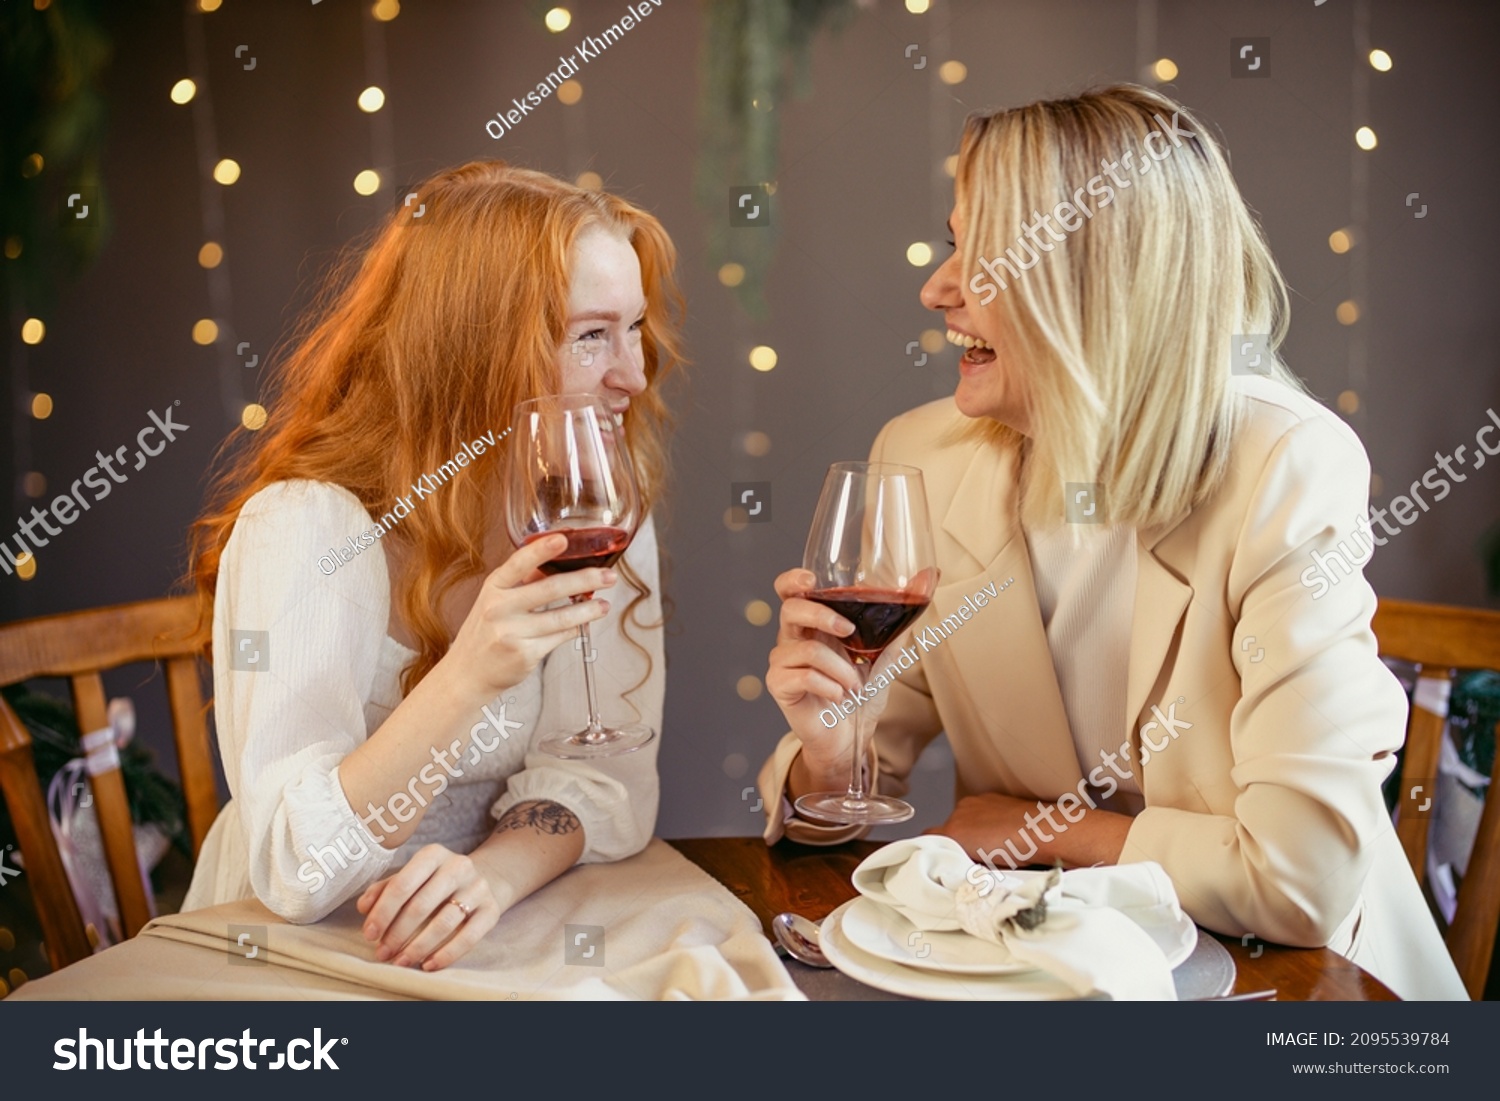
[
  {"xmin": 0, "ymin": 595, "xmax": 215, "ymax": 970},
  {"xmin": 1372, "ymin": 596, "xmax": 1500, "ymax": 1000}
]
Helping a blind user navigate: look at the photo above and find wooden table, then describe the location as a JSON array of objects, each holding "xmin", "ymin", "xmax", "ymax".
[{"xmin": 668, "ymin": 837, "xmax": 1398, "ymax": 1001}]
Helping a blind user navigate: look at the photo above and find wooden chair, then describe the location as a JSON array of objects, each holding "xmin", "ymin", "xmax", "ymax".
[
  {"xmin": 1373, "ymin": 597, "xmax": 1500, "ymax": 1000},
  {"xmin": 0, "ymin": 595, "xmax": 216, "ymax": 971}
]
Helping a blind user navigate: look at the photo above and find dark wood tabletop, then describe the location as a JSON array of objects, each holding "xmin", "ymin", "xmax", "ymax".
[{"xmin": 667, "ymin": 836, "xmax": 1398, "ymax": 1001}]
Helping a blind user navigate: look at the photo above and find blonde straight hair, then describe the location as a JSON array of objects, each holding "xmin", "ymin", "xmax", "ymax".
[{"xmin": 955, "ymin": 84, "xmax": 1304, "ymax": 530}]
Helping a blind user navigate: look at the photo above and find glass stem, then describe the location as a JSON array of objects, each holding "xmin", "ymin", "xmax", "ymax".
[
  {"xmin": 578, "ymin": 620, "xmax": 606, "ymax": 743},
  {"xmin": 845, "ymin": 659, "xmax": 871, "ymax": 805}
]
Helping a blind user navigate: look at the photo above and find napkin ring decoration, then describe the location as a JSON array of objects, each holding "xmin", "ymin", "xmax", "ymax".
[{"xmin": 953, "ymin": 865, "xmax": 1061, "ymax": 943}]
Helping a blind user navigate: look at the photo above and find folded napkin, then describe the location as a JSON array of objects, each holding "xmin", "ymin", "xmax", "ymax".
[{"xmin": 851, "ymin": 836, "xmax": 1195, "ymax": 1000}]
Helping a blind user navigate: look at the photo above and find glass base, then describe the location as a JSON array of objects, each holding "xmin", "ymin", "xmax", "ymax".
[
  {"xmin": 537, "ymin": 721, "xmax": 655, "ymax": 760},
  {"xmin": 794, "ymin": 792, "xmax": 915, "ymax": 826}
]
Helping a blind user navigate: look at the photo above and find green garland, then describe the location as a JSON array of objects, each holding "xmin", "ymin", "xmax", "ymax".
[
  {"xmin": 1450, "ymin": 670, "xmax": 1499, "ymax": 792},
  {"xmin": 0, "ymin": 0, "xmax": 111, "ymax": 313},
  {"xmin": 0, "ymin": 683, "xmax": 189, "ymax": 858},
  {"xmin": 695, "ymin": 0, "xmax": 855, "ymax": 318}
]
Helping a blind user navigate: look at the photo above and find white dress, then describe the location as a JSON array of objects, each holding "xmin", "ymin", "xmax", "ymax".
[{"xmin": 182, "ymin": 480, "xmax": 663, "ymax": 923}]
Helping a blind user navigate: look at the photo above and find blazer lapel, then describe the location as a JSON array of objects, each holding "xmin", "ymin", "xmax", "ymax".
[
  {"xmin": 1125, "ymin": 523, "xmax": 1194, "ymax": 733},
  {"xmin": 934, "ymin": 445, "xmax": 1085, "ymax": 797}
]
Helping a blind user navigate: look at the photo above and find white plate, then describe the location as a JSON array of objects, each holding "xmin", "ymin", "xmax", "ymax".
[
  {"xmin": 820, "ymin": 900, "xmax": 1089, "ymax": 1001},
  {"xmin": 838, "ymin": 897, "xmax": 1033, "ymax": 975}
]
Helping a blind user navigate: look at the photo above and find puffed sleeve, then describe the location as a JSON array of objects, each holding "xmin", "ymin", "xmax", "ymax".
[
  {"xmin": 756, "ymin": 420, "xmax": 946, "ymax": 845},
  {"xmin": 1119, "ymin": 415, "xmax": 1408, "ymax": 946},
  {"xmin": 214, "ymin": 481, "xmax": 402, "ymax": 922},
  {"xmin": 493, "ymin": 514, "xmax": 664, "ymax": 861}
]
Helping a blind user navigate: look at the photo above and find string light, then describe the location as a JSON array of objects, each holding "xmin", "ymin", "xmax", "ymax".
[
  {"xmin": 558, "ymin": 80, "xmax": 583, "ymax": 105},
  {"xmin": 736, "ymin": 675, "xmax": 764, "ymax": 701},
  {"xmin": 21, "ymin": 153, "xmax": 43, "ymax": 178},
  {"xmin": 198, "ymin": 241, "xmax": 223, "ymax": 268},
  {"xmin": 1354, "ymin": 126, "xmax": 1378, "ymax": 151},
  {"xmin": 1152, "ymin": 58, "xmax": 1179, "ymax": 82},
  {"xmin": 192, "ymin": 319, "xmax": 219, "ymax": 345},
  {"xmin": 212, "ymin": 158, "xmax": 241, "ymax": 184},
  {"xmin": 357, "ymin": 86, "xmax": 386, "ymax": 113},
  {"xmin": 1369, "ymin": 49, "xmax": 1393, "ymax": 71},
  {"xmin": 574, "ymin": 170, "xmax": 602, "ymax": 190},
  {"xmin": 742, "ymin": 431, "xmax": 771, "ymax": 456},
  {"xmin": 372, "ymin": 0, "xmax": 400, "ymax": 21},
  {"xmin": 545, "ymin": 7, "xmax": 572, "ymax": 32},
  {"xmin": 170, "ymin": 78, "xmax": 197, "ymax": 105},
  {"xmin": 905, "ymin": 0, "xmax": 931, "ymax": 12},
  {"xmin": 906, "ymin": 242, "xmax": 934, "ymax": 266},
  {"xmin": 21, "ymin": 318, "xmax": 45, "ymax": 345},
  {"xmin": 718, "ymin": 262, "xmax": 745, "ymax": 287},
  {"xmin": 748, "ymin": 345, "xmax": 778, "ymax": 372},
  {"xmin": 353, "ymin": 169, "xmax": 381, "ymax": 195},
  {"xmin": 938, "ymin": 61, "xmax": 967, "ymax": 85},
  {"xmin": 241, "ymin": 404, "xmax": 268, "ymax": 430},
  {"xmin": 30, "ymin": 393, "xmax": 53, "ymax": 419}
]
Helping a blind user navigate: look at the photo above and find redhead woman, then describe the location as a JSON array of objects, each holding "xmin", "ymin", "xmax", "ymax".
[
  {"xmin": 183, "ymin": 162, "xmax": 684, "ymax": 971},
  {"xmin": 758, "ymin": 85, "xmax": 1466, "ymax": 1000}
]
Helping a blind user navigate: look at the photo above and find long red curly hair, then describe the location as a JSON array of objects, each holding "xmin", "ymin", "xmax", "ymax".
[{"xmin": 188, "ymin": 161, "xmax": 685, "ymax": 696}]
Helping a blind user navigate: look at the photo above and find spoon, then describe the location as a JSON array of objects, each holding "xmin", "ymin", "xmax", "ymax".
[{"xmin": 772, "ymin": 912, "xmax": 832, "ymax": 968}]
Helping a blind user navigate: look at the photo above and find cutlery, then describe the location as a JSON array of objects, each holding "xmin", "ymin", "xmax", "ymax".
[
  {"xmin": 1195, "ymin": 988, "xmax": 1277, "ymax": 1001},
  {"xmin": 771, "ymin": 912, "xmax": 832, "ymax": 968}
]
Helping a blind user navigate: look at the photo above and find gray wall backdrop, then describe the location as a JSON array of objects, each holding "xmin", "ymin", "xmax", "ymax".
[{"xmin": 4, "ymin": 0, "xmax": 1498, "ymax": 839}]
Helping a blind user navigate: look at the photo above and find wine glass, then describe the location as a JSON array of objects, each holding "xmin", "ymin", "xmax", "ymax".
[
  {"xmin": 506, "ymin": 394, "xmax": 653, "ymax": 758},
  {"xmin": 794, "ymin": 461, "xmax": 937, "ymax": 826}
]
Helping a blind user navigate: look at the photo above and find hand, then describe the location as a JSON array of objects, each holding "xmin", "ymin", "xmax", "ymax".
[
  {"xmin": 764, "ymin": 568, "xmax": 862, "ymax": 775},
  {"xmin": 356, "ymin": 844, "xmax": 505, "ymax": 971},
  {"xmin": 444, "ymin": 533, "xmax": 615, "ymax": 700},
  {"xmin": 926, "ymin": 793, "xmax": 1132, "ymax": 869},
  {"xmin": 926, "ymin": 793, "xmax": 1047, "ymax": 865}
]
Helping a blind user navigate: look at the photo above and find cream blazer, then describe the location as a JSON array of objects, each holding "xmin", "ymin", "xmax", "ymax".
[{"xmin": 757, "ymin": 376, "xmax": 1466, "ymax": 1001}]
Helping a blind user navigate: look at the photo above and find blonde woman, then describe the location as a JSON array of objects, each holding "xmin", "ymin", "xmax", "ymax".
[
  {"xmin": 759, "ymin": 85, "xmax": 1465, "ymax": 1000},
  {"xmin": 183, "ymin": 162, "xmax": 683, "ymax": 971}
]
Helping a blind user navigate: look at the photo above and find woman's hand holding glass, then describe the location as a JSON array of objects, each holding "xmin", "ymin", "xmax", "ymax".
[
  {"xmin": 439, "ymin": 533, "xmax": 615, "ymax": 705},
  {"xmin": 766, "ymin": 567, "xmax": 865, "ymax": 777}
]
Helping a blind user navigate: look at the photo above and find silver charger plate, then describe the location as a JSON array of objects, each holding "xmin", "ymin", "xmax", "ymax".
[{"xmin": 1171, "ymin": 932, "xmax": 1236, "ymax": 1000}]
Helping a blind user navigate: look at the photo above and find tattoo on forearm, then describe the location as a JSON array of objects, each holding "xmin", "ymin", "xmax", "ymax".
[{"xmin": 495, "ymin": 799, "xmax": 581, "ymax": 836}]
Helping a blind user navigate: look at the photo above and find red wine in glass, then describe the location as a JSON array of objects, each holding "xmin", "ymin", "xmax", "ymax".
[
  {"xmin": 805, "ymin": 588, "xmax": 931, "ymax": 663},
  {"xmin": 506, "ymin": 395, "xmax": 651, "ymax": 759},
  {"xmin": 524, "ymin": 527, "xmax": 632, "ymax": 597},
  {"xmin": 793, "ymin": 462, "xmax": 937, "ymax": 826}
]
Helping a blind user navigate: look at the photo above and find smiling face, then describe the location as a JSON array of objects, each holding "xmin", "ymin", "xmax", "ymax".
[
  {"xmin": 919, "ymin": 200, "xmax": 1032, "ymax": 435},
  {"xmin": 556, "ymin": 225, "xmax": 648, "ymax": 415}
]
